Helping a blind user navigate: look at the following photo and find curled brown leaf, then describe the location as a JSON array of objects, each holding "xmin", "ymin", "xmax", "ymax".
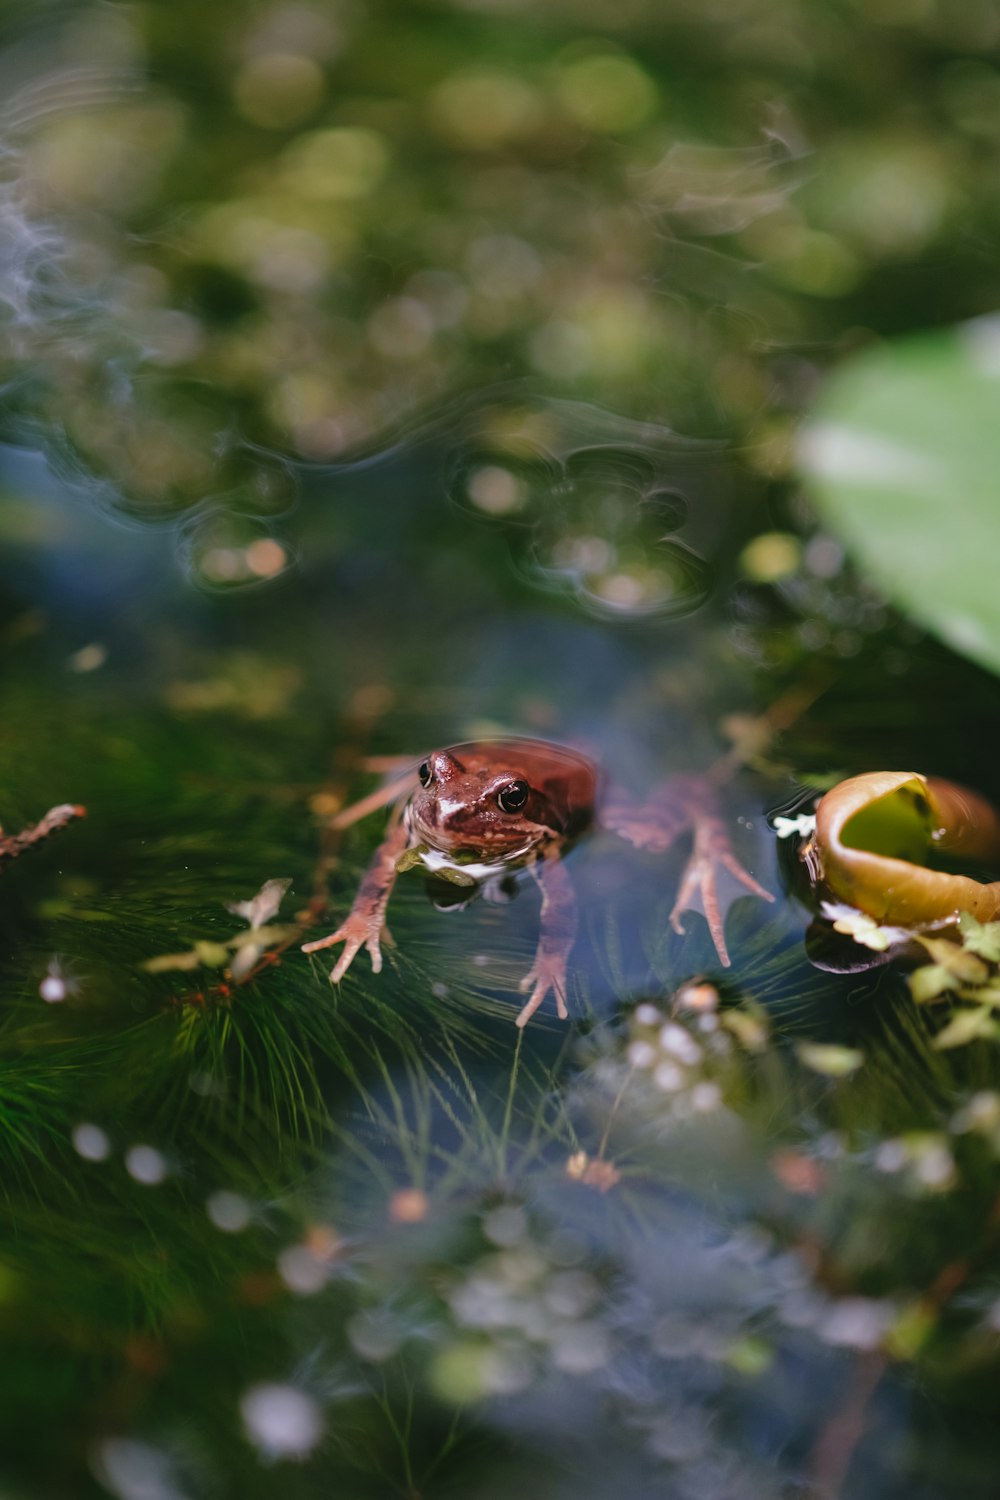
[{"xmin": 804, "ymin": 772, "xmax": 1000, "ymax": 927}]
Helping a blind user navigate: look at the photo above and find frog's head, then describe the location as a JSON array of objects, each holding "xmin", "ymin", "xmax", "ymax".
[{"xmin": 406, "ymin": 748, "xmax": 556, "ymax": 857}]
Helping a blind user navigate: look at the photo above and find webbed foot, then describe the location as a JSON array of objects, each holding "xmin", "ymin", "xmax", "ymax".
[{"xmin": 302, "ymin": 915, "xmax": 387, "ymax": 983}]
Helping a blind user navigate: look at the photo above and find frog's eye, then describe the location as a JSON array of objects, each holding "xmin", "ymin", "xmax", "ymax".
[
  {"xmin": 498, "ymin": 779, "xmax": 529, "ymax": 813},
  {"xmin": 418, "ymin": 762, "xmax": 431, "ymax": 787}
]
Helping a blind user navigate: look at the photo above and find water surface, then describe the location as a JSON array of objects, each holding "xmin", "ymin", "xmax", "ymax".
[{"xmin": 3, "ymin": 4, "xmax": 1000, "ymax": 1497}]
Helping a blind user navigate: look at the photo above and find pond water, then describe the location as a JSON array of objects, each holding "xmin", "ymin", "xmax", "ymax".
[{"xmin": 3, "ymin": 3, "xmax": 1000, "ymax": 1498}]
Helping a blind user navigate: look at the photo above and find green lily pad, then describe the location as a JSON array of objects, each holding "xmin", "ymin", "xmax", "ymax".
[{"xmin": 799, "ymin": 321, "xmax": 1000, "ymax": 676}]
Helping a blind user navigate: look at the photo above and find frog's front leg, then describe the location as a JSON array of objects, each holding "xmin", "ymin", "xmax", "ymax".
[
  {"xmin": 605, "ymin": 775, "xmax": 772, "ymax": 967},
  {"xmin": 516, "ymin": 847, "xmax": 577, "ymax": 1028},
  {"xmin": 302, "ymin": 815, "xmax": 409, "ymax": 982}
]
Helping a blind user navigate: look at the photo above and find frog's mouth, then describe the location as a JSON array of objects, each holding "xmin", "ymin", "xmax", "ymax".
[{"xmin": 405, "ymin": 803, "xmax": 547, "ymax": 858}]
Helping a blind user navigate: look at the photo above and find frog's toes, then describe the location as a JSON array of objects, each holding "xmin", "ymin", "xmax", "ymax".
[
  {"xmin": 328, "ymin": 938, "xmax": 364, "ymax": 983},
  {"xmin": 718, "ymin": 848, "xmax": 774, "ymax": 901},
  {"xmin": 515, "ymin": 961, "xmax": 569, "ymax": 1026},
  {"xmin": 514, "ymin": 981, "xmax": 546, "ymax": 1028},
  {"xmin": 365, "ymin": 936, "xmax": 383, "ymax": 974}
]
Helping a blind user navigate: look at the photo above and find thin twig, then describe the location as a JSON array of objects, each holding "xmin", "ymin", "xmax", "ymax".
[
  {"xmin": 807, "ymin": 1348, "xmax": 885, "ymax": 1497},
  {"xmin": 0, "ymin": 803, "xmax": 86, "ymax": 863},
  {"xmin": 708, "ymin": 669, "xmax": 834, "ymax": 788}
]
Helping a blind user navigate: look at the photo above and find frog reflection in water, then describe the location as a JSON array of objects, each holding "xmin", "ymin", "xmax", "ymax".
[{"xmin": 302, "ymin": 739, "xmax": 772, "ymax": 1027}]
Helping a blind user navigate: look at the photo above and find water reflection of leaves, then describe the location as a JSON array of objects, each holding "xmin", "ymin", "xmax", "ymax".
[{"xmin": 452, "ymin": 440, "xmax": 713, "ymax": 621}]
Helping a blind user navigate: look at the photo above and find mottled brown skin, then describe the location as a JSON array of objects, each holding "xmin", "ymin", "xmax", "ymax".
[
  {"xmin": 407, "ymin": 742, "xmax": 595, "ymax": 854},
  {"xmin": 302, "ymin": 738, "xmax": 771, "ymax": 1027}
]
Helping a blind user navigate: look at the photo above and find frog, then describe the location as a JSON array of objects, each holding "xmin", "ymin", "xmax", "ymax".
[{"xmin": 302, "ymin": 738, "xmax": 772, "ymax": 1027}]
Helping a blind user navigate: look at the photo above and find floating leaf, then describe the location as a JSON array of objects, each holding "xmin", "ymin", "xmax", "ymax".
[
  {"xmin": 194, "ymin": 941, "xmax": 231, "ymax": 967},
  {"xmin": 230, "ymin": 944, "xmax": 263, "ymax": 981},
  {"xmin": 228, "ymin": 925, "xmax": 295, "ymax": 950},
  {"xmin": 831, "ymin": 909, "xmax": 892, "ymax": 951},
  {"xmin": 225, "ymin": 877, "xmax": 292, "ymax": 929},
  {"xmin": 799, "ymin": 323, "xmax": 1000, "ymax": 676},
  {"xmin": 963, "ymin": 983, "xmax": 1000, "ymax": 1009},
  {"xmin": 909, "ymin": 964, "xmax": 958, "ymax": 1004},
  {"xmin": 143, "ymin": 940, "xmax": 230, "ymax": 973},
  {"xmin": 916, "ymin": 935, "xmax": 990, "ymax": 983},
  {"xmin": 933, "ymin": 1005, "xmax": 1000, "ymax": 1050},
  {"xmin": 796, "ymin": 1042, "xmax": 865, "ymax": 1077},
  {"xmin": 142, "ymin": 950, "xmax": 202, "ymax": 973},
  {"xmin": 958, "ymin": 911, "xmax": 1000, "ymax": 963}
]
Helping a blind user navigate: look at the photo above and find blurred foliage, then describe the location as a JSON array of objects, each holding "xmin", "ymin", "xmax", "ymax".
[
  {"xmin": 909, "ymin": 913, "xmax": 1000, "ymax": 1046},
  {"xmin": 4, "ymin": 0, "xmax": 1000, "ymax": 525},
  {"xmin": 801, "ymin": 324, "xmax": 1000, "ymax": 676}
]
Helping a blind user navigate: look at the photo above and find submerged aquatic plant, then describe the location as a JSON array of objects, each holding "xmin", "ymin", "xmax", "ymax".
[{"xmin": 161, "ymin": 984, "xmax": 996, "ymax": 1497}]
